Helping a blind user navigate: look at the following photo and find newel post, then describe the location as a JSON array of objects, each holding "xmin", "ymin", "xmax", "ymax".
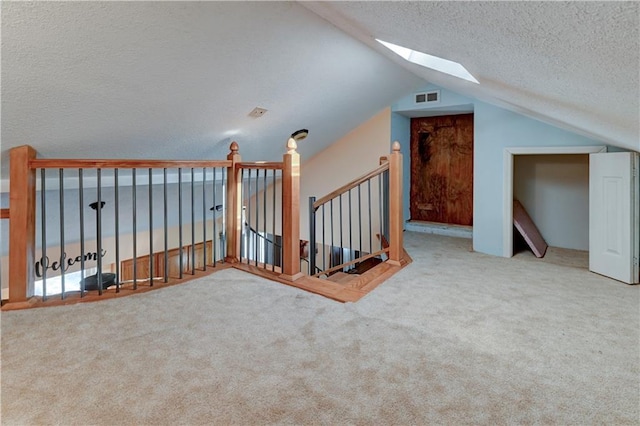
[
  {"xmin": 225, "ymin": 142, "xmax": 242, "ymax": 263},
  {"xmin": 388, "ymin": 141, "xmax": 404, "ymax": 266},
  {"xmin": 280, "ymin": 138, "xmax": 303, "ymax": 281},
  {"xmin": 9, "ymin": 145, "xmax": 37, "ymax": 302}
]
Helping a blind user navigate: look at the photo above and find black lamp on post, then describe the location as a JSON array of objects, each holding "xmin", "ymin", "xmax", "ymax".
[
  {"xmin": 210, "ymin": 204, "xmax": 225, "ymax": 260},
  {"xmin": 81, "ymin": 201, "xmax": 116, "ymax": 291}
]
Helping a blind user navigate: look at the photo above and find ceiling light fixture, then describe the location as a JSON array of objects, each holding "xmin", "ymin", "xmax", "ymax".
[
  {"xmin": 291, "ymin": 129, "xmax": 309, "ymax": 141},
  {"xmin": 376, "ymin": 39, "xmax": 479, "ymax": 84}
]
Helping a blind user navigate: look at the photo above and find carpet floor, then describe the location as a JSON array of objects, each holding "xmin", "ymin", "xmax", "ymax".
[{"xmin": 1, "ymin": 232, "xmax": 638, "ymax": 425}]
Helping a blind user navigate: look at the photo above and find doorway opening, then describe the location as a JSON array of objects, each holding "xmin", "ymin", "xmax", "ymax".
[{"xmin": 503, "ymin": 146, "xmax": 606, "ymax": 258}]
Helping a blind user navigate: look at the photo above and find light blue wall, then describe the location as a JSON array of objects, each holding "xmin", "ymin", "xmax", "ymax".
[
  {"xmin": 391, "ymin": 112, "xmax": 410, "ymax": 222},
  {"xmin": 473, "ymin": 101, "xmax": 601, "ymax": 255},
  {"xmin": 393, "ymin": 85, "xmax": 475, "ymax": 114},
  {"xmin": 392, "ymin": 84, "xmax": 604, "ymax": 257},
  {"xmin": 392, "ymin": 85, "xmax": 476, "ymax": 225}
]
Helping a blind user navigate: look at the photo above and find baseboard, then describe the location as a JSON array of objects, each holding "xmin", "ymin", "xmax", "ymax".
[{"xmin": 405, "ymin": 220, "xmax": 472, "ymax": 239}]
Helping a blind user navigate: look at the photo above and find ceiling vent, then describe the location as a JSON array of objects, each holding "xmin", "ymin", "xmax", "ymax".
[
  {"xmin": 249, "ymin": 107, "xmax": 268, "ymax": 118},
  {"xmin": 415, "ymin": 90, "xmax": 440, "ymax": 105}
]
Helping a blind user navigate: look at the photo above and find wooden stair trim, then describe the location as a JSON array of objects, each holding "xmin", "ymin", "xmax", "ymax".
[
  {"xmin": 311, "ymin": 248, "xmax": 388, "ymax": 278},
  {"xmin": 354, "ymin": 249, "xmax": 412, "ymax": 293},
  {"xmin": 349, "ymin": 261, "xmax": 394, "ymax": 290},
  {"xmin": 1, "ymin": 263, "xmax": 232, "ymax": 311},
  {"xmin": 325, "ymin": 271, "xmax": 354, "ymax": 285},
  {"xmin": 312, "ymin": 163, "xmax": 389, "ymax": 209},
  {"xmin": 2, "ymin": 248, "xmax": 413, "ymax": 309},
  {"xmin": 232, "ymin": 263, "xmax": 365, "ymax": 302}
]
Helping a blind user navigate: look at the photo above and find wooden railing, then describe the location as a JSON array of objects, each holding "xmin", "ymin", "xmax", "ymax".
[
  {"xmin": 4, "ymin": 139, "xmax": 302, "ymax": 305},
  {"xmin": 3, "ymin": 138, "xmax": 405, "ymax": 307},
  {"xmin": 307, "ymin": 142, "xmax": 404, "ymax": 277}
]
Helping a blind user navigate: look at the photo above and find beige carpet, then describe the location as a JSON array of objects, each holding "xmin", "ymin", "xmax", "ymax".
[{"xmin": 2, "ymin": 232, "xmax": 638, "ymax": 425}]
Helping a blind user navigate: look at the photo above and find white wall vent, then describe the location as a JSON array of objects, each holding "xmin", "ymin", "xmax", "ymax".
[{"xmin": 415, "ymin": 90, "xmax": 440, "ymax": 104}]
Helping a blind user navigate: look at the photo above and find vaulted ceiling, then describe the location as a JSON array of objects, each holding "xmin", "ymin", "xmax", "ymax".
[{"xmin": 2, "ymin": 1, "xmax": 638, "ymax": 180}]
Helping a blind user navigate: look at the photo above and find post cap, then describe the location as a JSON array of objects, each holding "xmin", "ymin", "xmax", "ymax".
[{"xmin": 286, "ymin": 137, "xmax": 297, "ymax": 153}]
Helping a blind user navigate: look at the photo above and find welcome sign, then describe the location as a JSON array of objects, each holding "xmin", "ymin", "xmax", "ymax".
[{"xmin": 34, "ymin": 250, "xmax": 107, "ymax": 278}]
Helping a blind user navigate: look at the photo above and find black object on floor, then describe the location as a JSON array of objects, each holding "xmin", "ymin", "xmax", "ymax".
[{"xmin": 81, "ymin": 273, "xmax": 116, "ymax": 291}]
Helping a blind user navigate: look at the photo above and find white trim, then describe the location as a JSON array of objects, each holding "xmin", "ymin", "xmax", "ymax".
[
  {"xmin": 502, "ymin": 145, "xmax": 606, "ymax": 257},
  {"xmin": 405, "ymin": 221, "xmax": 472, "ymax": 239}
]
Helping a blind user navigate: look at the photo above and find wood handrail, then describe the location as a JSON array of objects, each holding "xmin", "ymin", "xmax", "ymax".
[
  {"xmin": 236, "ymin": 162, "xmax": 283, "ymax": 170},
  {"xmin": 312, "ymin": 162, "xmax": 389, "ymax": 210},
  {"xmin": 4, "ymin": 140, "xmax": 406, "ymax": 306},
  {"xmin": 30, "ymin": 159, "xmax": 232, "ymax": 169},
  {"xmin": 312, "ymin": 248, "xmax": 389, "ymax": 278}
]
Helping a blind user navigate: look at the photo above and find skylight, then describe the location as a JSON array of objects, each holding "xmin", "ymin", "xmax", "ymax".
[{"xmin": 376, "ymin": 39, "xmax": 479, "ymax": 84}]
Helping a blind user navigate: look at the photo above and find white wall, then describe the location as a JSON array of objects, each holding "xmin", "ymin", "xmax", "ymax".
[
  {"xmin": 514, "ymin": 154, "xmax": 589, "ymax": 250},
  {"xmin": 300, "ymin": 107, "xmax": 392, "ymax": 241}
]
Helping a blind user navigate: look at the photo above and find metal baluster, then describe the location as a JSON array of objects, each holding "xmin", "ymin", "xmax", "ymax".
[
  {"xmin": 330, "ymin": 199, "xmax": 334, "ymax": 267},
  {"xmin": 178, "ymin": 168, "xmax": 183, "ymax": 279},
  {"xmin": 148, "ymin": 169, "xmax": 154, "ymax": 286},
  {"xmin": 79, "ymin": 169, "xmax": 85, "ymax": 296},
  {"xmin": 191, "ymin": 168, "xmax": 195, "ymax": 275},
  {"xmin": 240, "ymin": 169, "xmax": 245, "ymax": 262},
  {"xmin": 41, "ymin": 169, "xmax": 47, "ymax": 300},
  {"xmin": 368, "ymin": 179, "xmax": 372, "ymax": 254},
  {"xmin": 96, "ymin": 168, "xmax": 103, "ymax": 295},
  {"xmin": 271, "ymin": 169, "xmax": 276, "ymax": 272},
  {"xmin": 322, "ymin": 204, "xmax": 326, "ymax": 271},
  {"xmin": 163, "ymin": 168, "xmax": 168, "ymax": 282},
  {"xmin": 378, "ymin": 174, "xmax": 383, "ymax": 252},
  {"xmin": 339, "ymin": 194, "xmax": 343, "ymax": 267},
  {"xmin": 309, "ymin": 197, "xmax": 316, "ymax": 275},
  {"xmin": 59, "ymin": 169, "xmax": 65, "ymax": 299},
  {"xmin": 279, "ymin": 170, "xmax": 283, "ymax": 272},
  {"xmin": 383, "ymin": 170, "xmax": 389, "ymax": 240},
  {"xmin": 247, "ymin": 169, "xmax": 251, "ymax": 263},
  {"xmin": 202, "ymin": 167, "xmax": 207, "ymax": 271},
  {"xmin": 263, "ymin": 169, "xmax": 267, "ymax": 268},
  {"xmin": 133, "ymin": 169, "xmax": 138, "ymax": 290},
  {"xmin": 220, "ymin": 167, "xmax": 227, "ymax": 262},
  {"xmin": 115, "ymin": 169, "xmax": 120, "ymax": 292},
  {"xmin": 212, "ymin": 167, "xmax": 217, "ymax": 267},
  {"xmin": 358, "ymin": 184, "xmax": 362, "ymax": 257},
  {"xmin": 348, "ymin": 189, "xmax": 353, "ymax": 270},
  {"xmin": 255, "ymin": 169, "xmax": 259, "ymax": 267},
  {"xmin": 279, "ymin": 171, "xmax": 285, "ymax": 270}
]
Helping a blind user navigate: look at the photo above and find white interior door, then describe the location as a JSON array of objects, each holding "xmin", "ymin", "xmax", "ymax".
[{"xmin": 589, "ymin": 152, "xmax": 639, "ymax": 284}]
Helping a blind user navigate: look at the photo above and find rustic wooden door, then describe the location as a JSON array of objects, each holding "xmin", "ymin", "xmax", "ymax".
[{"xmin": 410, "ymin": 114, "xmax": 474, "ymax": 226}]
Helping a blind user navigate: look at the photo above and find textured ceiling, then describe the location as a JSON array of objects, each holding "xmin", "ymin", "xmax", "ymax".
[
  {"xmin": 0, "ymin": 1, "xmax": 425, "ymax": 178},
  {"xmin": 304, "ymin": 1, "xmax": 639, "ymax": 150},
  {"xmin": 1, "ymin": 1, "xmax": 638, "ymax": 182}
]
